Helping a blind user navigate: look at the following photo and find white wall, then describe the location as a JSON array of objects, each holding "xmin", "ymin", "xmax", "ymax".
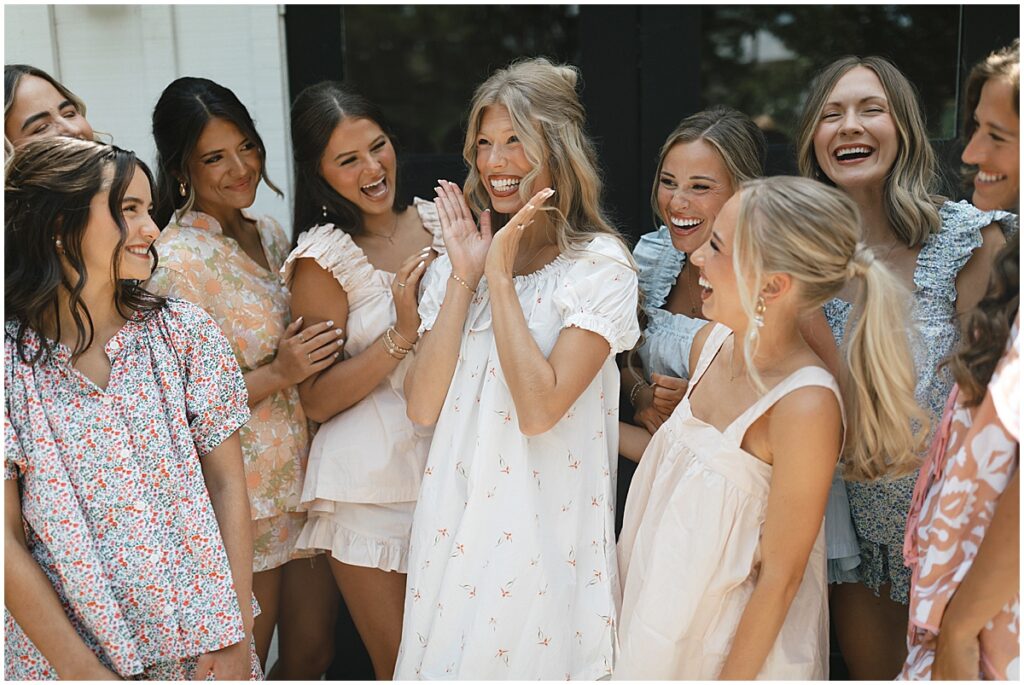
[{"xmin": 4, "ymin": 4, "xmax": 293, "ymax": 225}]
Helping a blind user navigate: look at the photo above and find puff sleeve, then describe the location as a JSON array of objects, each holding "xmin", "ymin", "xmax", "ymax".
[
  {"xmin": 417, "ymin": 253, "xmax": 454, "ymax": 335},
  {"xmin": 552, "ymin": 236, "xmax": 641, "ymax": 354}
]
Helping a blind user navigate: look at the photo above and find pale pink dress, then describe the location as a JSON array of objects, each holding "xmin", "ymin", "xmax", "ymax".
[
  {"xmin": 280, "ymin": 199, "xmax": 443, "ymax": 572},
  {"xmin": 616, "ymin": 324, "xmax": 836, "ymax": 680}
]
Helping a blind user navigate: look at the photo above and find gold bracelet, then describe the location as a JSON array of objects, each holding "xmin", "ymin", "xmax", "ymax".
[
  {"xmin": 389, "ymin": 326, "xmax": 416, "ymax": 349},
  {"xmin": 450, "ymin": 272, "xmax": 477, "ymax": 294},
  {"xmin": 385, "ymin": 327, "xmax": 413, "ymax": 354},
  {"xmin": 629, "ymin": 379, "xmax": 648, "ymax": 406},
  {"xmin": 381, "ymin": 333, "xmax": 407, "ymax": 360}
]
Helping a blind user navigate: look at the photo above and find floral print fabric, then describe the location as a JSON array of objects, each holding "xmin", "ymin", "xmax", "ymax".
[
  {"xmin": 394, "ymin": 236, "xmax": 640, "ymax": 680},
  {"xmin": 149, "ymin": 211, "xmax": 310, "ymax": 572},
  {"xmin": 4, "ymin": 300, "xmax": 255, "ymax": 679},
  {"xmin": 901, "ymin": 316, "xmax": 1020, "ymax": 681}
]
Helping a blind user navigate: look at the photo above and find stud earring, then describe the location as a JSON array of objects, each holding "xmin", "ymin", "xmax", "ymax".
[
  {"xmin": 754, "ymin": 295, "xmax": 767, "ymax": 328},
  {"xmin": 179, "ymin": 181, "xmax": 187, "ymax": 198}
]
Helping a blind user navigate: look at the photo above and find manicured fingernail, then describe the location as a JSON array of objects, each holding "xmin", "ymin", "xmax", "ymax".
[
  {"xmin": 544, "ymin": 188, "xmax": 555, "ymax": 197},
  {"xmin": 335, "ymin": 328, "xmax": 343, "ymax": 335},
  {"xmin": 437, "ymin": 179, "xmax": 446, "ymax": 185},
  {"xmin": 418, "ymin": 260, "xmax": 426, "ymax": 268},
  {"xmin": 295, "ymin": 316, "xmax": 303, "ymax": 323},
  {"xmin": 337, "ymin": 339, "xmax": 344, "ymax": 346},
  {"xmin": 526, "ymin": 204, "xmax": 535, "ymax": 210},
  {"xmin": 335, "ymin": 351, "xmax": 340, "ymax": 358},
  {"xmin": 326, "ymin": 320, "xmax": 334, "ymax": 327}
]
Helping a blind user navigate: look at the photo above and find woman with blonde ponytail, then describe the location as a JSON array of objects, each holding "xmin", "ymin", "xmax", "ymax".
[
  {"xmin": 616, "ymin": 176, "xmax": 919, "ymax": 680},
  {"xmin": 797, "ymin": 55, "xmax": 1014, "ymax": 678}
]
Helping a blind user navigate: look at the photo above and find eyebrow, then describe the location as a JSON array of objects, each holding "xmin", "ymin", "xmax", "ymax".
[
  {"xmin": 121, "ymin": 195, "xmax": 151, "ymax": 205},
  {"xmin": 987, "ymin": 121, "xmax": 1015, "ymax": 136},
  {"xmin": 824, "ymin": 95, "xmax": 887, "ymax": 108},
  {"xmin": 20, "ymin": 99, "xmax": 76, "ymax": 132},
  {"xmin": 332, "ymin": 135, "xmax": 386, "ymax": 162}
]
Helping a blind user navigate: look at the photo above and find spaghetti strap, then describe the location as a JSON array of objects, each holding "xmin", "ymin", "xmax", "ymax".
[
  {"xmin": 684, "ymin": 324, "xmax": 732, "ymax": 400},
  {"xmin": 725, "ymin": 366, "xmax": 844, "ymax": 447}
]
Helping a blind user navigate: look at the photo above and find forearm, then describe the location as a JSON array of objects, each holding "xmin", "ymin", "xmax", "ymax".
[
  {"xmin": 242, "ymin": 362, "xmax": 287, "ymax": 408},
  {"xmin": 619, "ymin": 421, "xmax": 652, "ymax": 463},
  {"xmin": 489, "ymin": 277, "xmax": 559, "ymax": 433},
  {"xmin": 5, "ymin": 537, "xmax": 110, "ymax": 678},
  {"xmin": 299, "ymin": 337, "xmax": 404, "ymax": 423},
  {"xmin": 942, "ymin": 468, "xmax": 1019, "ymax": 637},
  {"xmin": 405, "ymin": 280, "xmax": 474, "ymax": 426},
  {"xmin": 202, "ymin": 438, "xmax": 255, "ymax": 636},
  {"xmin": 718, "ymin": 573, "xmax": 802, "ymax": 679}
]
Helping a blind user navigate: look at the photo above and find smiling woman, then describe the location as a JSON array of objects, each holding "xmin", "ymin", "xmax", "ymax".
[
  {"xmin": 146, "ymin": 76, "xmax": 340, "ymax": 678},
  {"xmin": 3, "ymin": 64, "xmax": 95, "ymax": 156}
]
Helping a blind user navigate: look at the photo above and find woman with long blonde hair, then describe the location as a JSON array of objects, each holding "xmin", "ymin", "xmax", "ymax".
[
  {"xmin": 796, "ymin": 55, "xmax": 1013, "ymax": 678},
  {"xmin": 396, "ymin": 58, "xmax": 639, "ymax": 679},
  {"xmin": 616, "ymin": 176, "xmax": 919, "ymax": 679}
]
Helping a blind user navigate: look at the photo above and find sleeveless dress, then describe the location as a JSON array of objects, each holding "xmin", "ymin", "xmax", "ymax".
[
  {"xmin": 393, "ymin": 236, "xmax": 640, "ymax": 680},
  {"xmin": 823, "ymin": 200, "xmax": 1017, "ymax": 603},
  {"xmin": 280, "ymin": 199, "xmax": 444, "ymax": 572},
  {"xmin": 615, "ymin": 324, "xmax": 838, "ymax": 680}
]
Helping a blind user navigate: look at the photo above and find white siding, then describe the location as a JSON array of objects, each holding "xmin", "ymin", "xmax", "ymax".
[{"xmin": 5, "ymin": 4, "xmax": 293, "ymax": 225}]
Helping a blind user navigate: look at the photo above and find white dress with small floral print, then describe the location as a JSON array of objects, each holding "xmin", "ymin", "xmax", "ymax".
[{"xmin": 394, "ymin": 235, "xmax": 640, "ymax": 680}]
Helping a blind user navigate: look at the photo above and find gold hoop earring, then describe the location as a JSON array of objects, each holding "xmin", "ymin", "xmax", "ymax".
[{"xmin": 179, "ymin": 181, "xmax": 187, "ymax": 198}]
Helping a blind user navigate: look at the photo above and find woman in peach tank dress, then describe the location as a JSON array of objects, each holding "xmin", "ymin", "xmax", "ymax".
[{"xmin": 616, "ymin": 177, "xmax": 922, "ymax": 679}]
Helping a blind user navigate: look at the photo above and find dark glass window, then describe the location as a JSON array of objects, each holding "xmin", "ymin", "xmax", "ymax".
[
  {"xmin": 341, "ymin": 5, "xmax": 581, "ymax": 157},
  {"xmin": 700, "ymin": 6, "xmax": 962, "ymax": 148}
]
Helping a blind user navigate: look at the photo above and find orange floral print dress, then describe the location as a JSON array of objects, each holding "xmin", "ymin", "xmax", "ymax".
[
  {"xmin": 901, "ymin": 315, "xmax": 1020, "ymax": 680},
  {"xmin": 149, "ymin": 210, "xmax": 310, "ymax": 572}
]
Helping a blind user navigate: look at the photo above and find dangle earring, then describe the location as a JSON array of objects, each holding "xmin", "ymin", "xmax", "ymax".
[
  {"xmin": 321, "ymin": 205, "xmax": 328, "ymax": 219},
  {"xmin": 754, "ymin": 295, "xmax": 767, "ymax": 328},
  {"xmin": 179, "ymin": 181, "xmax": 187, "ymax": 198}
]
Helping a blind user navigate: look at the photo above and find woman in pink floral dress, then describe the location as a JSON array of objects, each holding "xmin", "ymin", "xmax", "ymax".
[
  {"xmin": 5, "ymin": 138, "xmax": 260, "ymax": 679},
  {"xmin": 147, "ymin": 77, "xmax": 340, "ymax": 675}
]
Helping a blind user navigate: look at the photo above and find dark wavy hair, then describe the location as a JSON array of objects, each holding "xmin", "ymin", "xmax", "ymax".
[
  {"xmin": 5, "ymin": 137, "xmax": 165, "ymax": 364},
  {"xmin": 151, "ymin": 76, "xmax": 281, "ymax": 227},
  {"xmin": 289, "ymin": 81, "xmax": 405, "ymax": 242},
  {"xmin": 946, "ymin": 232, "xmax": 1019, "ymax": 406},
  {"xmin": 961, "ymin": 39, "xmax": 1020, "ymax": 195}
]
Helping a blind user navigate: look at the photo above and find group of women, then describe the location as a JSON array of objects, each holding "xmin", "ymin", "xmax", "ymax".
[{"xmin": 2, "ymin": 37, "xmax": 1018, "ymax": 681}]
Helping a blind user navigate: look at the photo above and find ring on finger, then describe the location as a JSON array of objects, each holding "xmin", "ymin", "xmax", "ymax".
[
  {"xmin": 306, "ymin": 352, "xmax": 311, "ymax": 361},
  {"xmin": 397, "ymin": 282, "xmax": 407, "ymax": 288}
]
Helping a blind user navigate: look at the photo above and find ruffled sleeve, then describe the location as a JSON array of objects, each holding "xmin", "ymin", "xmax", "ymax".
[
  {"xmin": 280, "ymin": 224, "xmax": 376, "ymax": 294},
  {"xmin": 916, "ymin": 201, "xmax": 1014, "ymax": 301},
  {"xmin": 162, "ymin": 300, "xmax": 251, "ymax": 456},
  {"xmin": 633, "ymin": 226, "xmax": 685, "ymax": 313},
  {"xmin": 553, "ymin": 236, "xmax": 641, "ymax": 354},
  {"xmin": 4, "ymin": 343, "xmax": 26, "ymax": 480},
  {"xmin": 414, "ymin": 197, "xmax": 447, "ymax": 255},
  {"xmin": 418, "ymin": 253, "xmax": 454, "ymax": 335}
]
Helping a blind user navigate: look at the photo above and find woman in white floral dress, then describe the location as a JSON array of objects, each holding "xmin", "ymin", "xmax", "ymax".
[{"xmin": 396, "ymin": 58, "xmax": 640, "ymax": 680}]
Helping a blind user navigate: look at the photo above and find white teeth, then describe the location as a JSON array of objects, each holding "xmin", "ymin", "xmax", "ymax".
[
  {"xmin": 698, "ymin": 276, "xmax": 712, "ymax": 290},
  {"xmin": 977, "ymin": 171, "xmax": 1007, "ymax": 183},
  {"xmin": 361, "ymin": 177, "xmax": 385, "ymax": 190},
  {"xmin": 490, "ymin": 178, "xmax": 521, "ymax": 191},
  {"xmin": 835, "ymin": 146, "xmax": 872, "ymax": 158},
  {"xmin": 127, "ymin": 246, "xmax": 149, "ymax": 256},
  {"xmin": 670, "ymin": 217, "xmax": 702, "ymax": 228}
]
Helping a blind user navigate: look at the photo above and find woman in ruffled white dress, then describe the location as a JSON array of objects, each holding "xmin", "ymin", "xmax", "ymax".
[
  {"xmin": 282, "ymin": 83, "xmax": 442, "ymax": 679},
  {"xmin": 396, "ymin": 58, "xmax": 639, "ymax": 680},
  {"xmin": 616, "ymin": 176, "xmax": 922, "ymax": 679}
]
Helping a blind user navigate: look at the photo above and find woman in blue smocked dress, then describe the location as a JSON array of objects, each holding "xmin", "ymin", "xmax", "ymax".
[{"xmin": 796, "ymin": 55, "xmax": 1014, "ymax": 679}]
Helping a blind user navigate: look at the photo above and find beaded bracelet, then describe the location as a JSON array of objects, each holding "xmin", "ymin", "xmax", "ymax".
[
  {"xmin": 629, "ymin": 379, "xmax": 648, "ymax": 406},
  {"xmin": 450, "ymin": 272, "xmax": 477, "ymax": 294},
  {"xmin": 385, "ymin": 327, "xmax": 413, "ymax": 354},
  {"xmin": 381, "ymin": 332, "xmax": 407, "ymax": 360}
]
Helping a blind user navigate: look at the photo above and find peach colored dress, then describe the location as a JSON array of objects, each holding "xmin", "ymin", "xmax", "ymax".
[
  {"xmin": 901, "ymin": 315, "xmax": 1020, "ymax": 680},
  {"xmin": 616, "ymin": 324, "xmax": 836, "ymax": 680}
]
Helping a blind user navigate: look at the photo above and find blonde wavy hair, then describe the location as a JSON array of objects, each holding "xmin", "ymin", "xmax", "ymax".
[
  {"xmin": 732, "ymin": 176, "xmax": 926, "ymax": 481},
  {"xmin": 795, "ymin": 56, "xmax": 942, "ymax": 248},
  {"xmin": 462, "ymin": 57, "xmax": 630, "ymax": 259}
]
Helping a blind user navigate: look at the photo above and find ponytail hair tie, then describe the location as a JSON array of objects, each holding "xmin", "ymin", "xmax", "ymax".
[{"xmin": 847, "ymin": 242, "xmax": 875, "ymax": 279}]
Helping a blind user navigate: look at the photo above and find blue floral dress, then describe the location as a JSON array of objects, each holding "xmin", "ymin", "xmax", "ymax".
[
  {"xmin": 4, "ymin": 299, "xmax": 262, "ymax": 679},
  {"xmin": 823, "ymin": 201, "xmax": 1017, "ymax": 603}
]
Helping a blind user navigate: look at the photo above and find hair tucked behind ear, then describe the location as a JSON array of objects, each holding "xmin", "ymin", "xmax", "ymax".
[
  {"xmin": 733, "ymin": 176, "xmax": 925, "ymax": 481},
  {"xmin": 961, "ymin": 40, "xmax": 1020, "ymax": 193}
]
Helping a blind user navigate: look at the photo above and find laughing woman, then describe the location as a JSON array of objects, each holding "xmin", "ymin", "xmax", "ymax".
[
  {"xmin": 396, "ymin": 58, "xmax": 639, "ymax": 680},
  {"xmin": 148, "ymin": 77, "xmax": 339, "ymax": 675},
  {"xmin": 796, "ymin": 56, "xmax": 1014, "ymax": 679},
  {"xmin": 4, "ymin": 64, "xmax": 95, "ymax": 155}
]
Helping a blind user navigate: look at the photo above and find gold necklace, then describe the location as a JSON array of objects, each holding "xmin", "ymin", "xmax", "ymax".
[
  {"xmin": 365, "ymin": 212, "xmax": 400, "ymax": 244},
  {"xmin": 680, "ymin": 261, "xmax": 702, "ymax": 317}
]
